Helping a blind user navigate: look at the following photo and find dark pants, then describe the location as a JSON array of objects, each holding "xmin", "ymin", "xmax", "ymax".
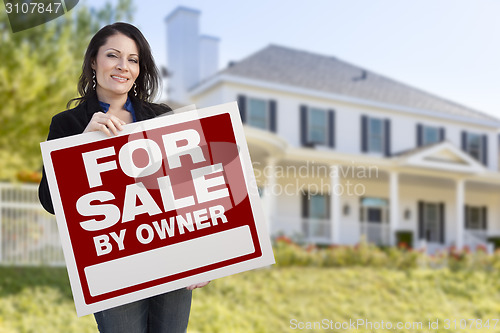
[{"xmin": 94, "ymin": 288, "xmax": 192, "ymax": 333}]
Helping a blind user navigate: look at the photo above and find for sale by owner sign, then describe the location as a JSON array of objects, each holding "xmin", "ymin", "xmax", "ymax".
[{"xmin": 40, "ymin": 102, "xmax": 275, "ymax": 316}]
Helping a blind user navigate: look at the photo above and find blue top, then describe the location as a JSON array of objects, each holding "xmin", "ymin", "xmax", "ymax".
[{"xmin": 99, "ymin": 97, "xmax": 137, "ymax": 122}]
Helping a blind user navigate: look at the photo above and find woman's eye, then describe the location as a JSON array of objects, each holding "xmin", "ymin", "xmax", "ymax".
[
  {"xmin": 107, "ymin": 54, "xmax": 117, "ymax": 58},
  {"xmin": 129, "ymin": 59, "xmax": 138, "ymax": 63}
]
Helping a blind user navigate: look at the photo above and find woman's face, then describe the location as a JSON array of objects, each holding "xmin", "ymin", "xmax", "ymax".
[{"xmin": 91, "ymin": 33, "xmax": 140, "ymax": 102}]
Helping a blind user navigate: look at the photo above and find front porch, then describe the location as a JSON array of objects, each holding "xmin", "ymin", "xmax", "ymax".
[
  {"xmin": 253, "ymin": 141, "xmax": 500, "ymax": 253},
  {"xmin": 271, "ymin": 215, "xmax": 496, "ymax": 253}
]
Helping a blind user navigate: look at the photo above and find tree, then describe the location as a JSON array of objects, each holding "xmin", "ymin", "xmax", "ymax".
[{"xmin": 0, "ymin": 0, "xmax": 134, "ymax": 181}]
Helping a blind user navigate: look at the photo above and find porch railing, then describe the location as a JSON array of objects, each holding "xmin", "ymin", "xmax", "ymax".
[
  {"xmin": 0, "ymin": 183, "xmax": 64, "ymax": 265},
  {"xmin": 464, "ymin": 229, "xmax": 494, "ymax": 253},
  {"xmin": 360, "ymin": 222, "xmax": 390, "ymax": 246},
  {"xmin": 271, "ymin": 216, "xmax": 331, "ymax": 244}
]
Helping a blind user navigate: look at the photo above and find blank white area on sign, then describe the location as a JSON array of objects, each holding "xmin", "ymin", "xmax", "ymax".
[{"xmin": 85, "ymin": 226, "xmax": 255, "ymax": 296}]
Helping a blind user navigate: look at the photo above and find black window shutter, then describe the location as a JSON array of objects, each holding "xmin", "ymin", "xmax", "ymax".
[
  {"xmin": 384, "ymin": 119, "xmax": 391, "ymax": 157},
  {"xmin": 237, "ymin": 95, "xmax": 246, "ymax": 124},
  {"xmin": 482, "ymin": 206, "xmax": 488, "ymax": 230},
  {"xmin": 269, "ymin": 100, "xmax": 277, "ymax": 133},
  {"xmin": 325, "ymin": 194, "xmax": 331, "ymax": 219},
  {"xmin": 482, "ymin": 134, "xmax": 488, "ymax": 166},
  {"xmin": 301, "ymin": 193, "xmax": 309, "ymax": 218},
  {"xmin": 439, "ymin": 202, "xmax": 445, "ymax": 244},
  {"xmin": 439, "ymin": 127, "xmax": 445, "ymax": 142},
  {"xmin": 328, "ymin": 109, "xmax": 335, "ymax": 148},
  {"xmin": 361, "ymin": 115, "xmax": 368, "ymax": 152},
  {"xmin": 461, "ymin": 131, "xmax": 467, "ymax": 151},
  {"xmin": 300, "ymin": 105, "xmax": 308, "ymax": 146},
  {"xmin": 417, "ymin": 124, "xmax": 423, "ymax": 147},
  {"xmin": 464, "ymin": 205, "xmax": 469, "ymax": 229},
  {"xmin": 418, "ymin": 201, "xmax": 424, "ymax": 240}
]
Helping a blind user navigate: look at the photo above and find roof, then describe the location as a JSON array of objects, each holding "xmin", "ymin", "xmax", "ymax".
[{"xmin": 218, "ymin": 44, "xmax": 499, "ymax": 124}]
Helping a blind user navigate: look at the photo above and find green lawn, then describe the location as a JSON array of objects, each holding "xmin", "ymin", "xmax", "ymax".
[{"xmin": 1, "ymin": 266, "xmax": 500, "ymax": 332}]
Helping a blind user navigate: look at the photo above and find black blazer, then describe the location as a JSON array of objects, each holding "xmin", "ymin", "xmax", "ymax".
[{"xmin": 38, "ymin": 92, "xmax": 171, "ymax": 214}]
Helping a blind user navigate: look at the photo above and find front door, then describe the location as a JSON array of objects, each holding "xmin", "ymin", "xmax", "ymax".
[{"xmin": 360, "ymin": 197, "xmax": 389, "ymax": 245}]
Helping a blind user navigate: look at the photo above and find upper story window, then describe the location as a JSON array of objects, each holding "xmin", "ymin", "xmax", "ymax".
[
  {"xmin": 308, "ymin": 108, "xmax": 328, "ymax": 145},
  {"xmin": 466, "ymin": 133, "xmax": 481, "ymax": 160},
  {"xmin": 300, "ymin": 105, "xmax": 335, "ymax": 148},
  {"xmin": 461, "ymin": 131, "xmax": 487, "ymax": 165},
  {"xmin": 237, "ymin": 95, "xmax": 276, "ymax": 132},
  {"xmin": 248, "ymin": 98, "xmax": 268, "ymax": 130},
  {"xmin": 423, "ymin": 126, "xmax": 439, "ymax": 145},
  {"xmin": 368, "ymin": 118, "xmax": 384, "ymax": 153},
  {"xmin": 361, "ymin": 115, "xmax": 390, "ymax": 156},
  {"xmin": 417, "ymin": 124, "xmax": 445, "ymax": 147}
]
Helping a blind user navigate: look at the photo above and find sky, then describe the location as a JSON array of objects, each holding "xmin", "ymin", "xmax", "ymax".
[{"xmin": 82, "ymin": 0, "xmax": 500, "ymax": 119}]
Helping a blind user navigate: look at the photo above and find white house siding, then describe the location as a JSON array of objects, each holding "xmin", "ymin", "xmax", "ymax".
[{"xmin": 190, "ymin": 81, "xmax": 500, "ymax": 249}]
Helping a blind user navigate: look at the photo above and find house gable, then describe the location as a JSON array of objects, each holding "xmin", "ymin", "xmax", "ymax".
[{"xmin": 397, "ymin": 141, "xmax": 485, "ymax": 174}]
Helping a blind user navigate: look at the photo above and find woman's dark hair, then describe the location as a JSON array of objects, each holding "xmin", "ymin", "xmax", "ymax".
[{"xmin": 68, "ymin": 22, "xmax": 160, "ymax": 107}]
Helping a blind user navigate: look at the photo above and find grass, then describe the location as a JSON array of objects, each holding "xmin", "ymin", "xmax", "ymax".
[{"xmin": 1, "ymin": 266, "xmax": 500, "ymax": 332}]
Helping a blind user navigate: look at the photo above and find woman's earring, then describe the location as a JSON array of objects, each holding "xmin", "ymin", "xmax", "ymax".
[
  {"xmin": 92, "ymin": 70, "xmax": 96, "ymax": 90},
  {"xmin": 133, "ymin": 82, "xmax": 137, "ymax": 96}
]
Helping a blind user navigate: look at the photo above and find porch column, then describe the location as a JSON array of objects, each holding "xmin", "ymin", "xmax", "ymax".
[
  {"xmin": 264, "ymin": 158, "xmax": 277, "ymax": 234},
  {"xmin": 455, "ymin": 178, "xmax": 465, "ymax": 250},
  {"xmin": 389, "ymin": 171, "xmax": 399, "ymax": 246},
  {"xmin": 330, "ymin": 165, "xmax": 340, "ymax": 244}
]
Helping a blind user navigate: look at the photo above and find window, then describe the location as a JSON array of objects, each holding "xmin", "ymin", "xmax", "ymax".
[
  {"xmin": 468, "ymin": 207, "xmax": 482, "ymax": 229},
  {"xmin": 300, "ymin": 105, "xmax": 335, "ymax": 148},
  {"xmin": 417, "ymin": 124, "xmax": 444, "ymax": 146},
  {"xmin": 308, "ymin": 108, "xmax": 328, "ymax": 145},
  {"xmin": 247, "ymin": 98, "xmax": 268, "ymax": 130},
  {"xmin": 309, "ymin": 194, "xmax": 328, "ymax": 219},
  {"xmin": 367, "ymin": 208, "xmax": 382, "ymax": 223},
  {"xmin": 237, "ymin": 95, "xmax": 277, "ymax": 132},
  {"xmin": 360, "ymin": 197, "xmax": 388, "ymax": 224},
  {"xmin": 418, "ymin": 201, "xmax": 444, "ymax": 243},
  {"xmin": 465, "ymin": 206, "xmax": 487, "ymax": 230},
  {"xmin": 368, "ymin": 117, "xmax": 384, "ymax": 153},
  {"xmin": 422, "ymin": 126, "xmax": 440, "ymax": 145},
  {"xmin": 361, "ymin": 115, "xmax": 390, "ymax": 155},
  {"xmin": 423, "ymin": 203, "xmax": 440, "ymax": 243},
  {"xmin": 466, "ymin": 133, "xmax": 482, "ymax": 161},
  {"xmin": 462, "ymin": 131, "xmax": 487, "ymax": 165}
]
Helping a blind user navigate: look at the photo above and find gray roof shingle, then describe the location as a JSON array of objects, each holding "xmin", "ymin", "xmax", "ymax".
[{"xmin": 219, "ymin": 44, "xmax": 498, "ymax": 123}]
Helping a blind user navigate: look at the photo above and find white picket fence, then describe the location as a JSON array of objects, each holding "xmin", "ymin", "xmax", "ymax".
[{"xmin": 0, "ymin": 182, "xmax": 64, "ymax": 265}]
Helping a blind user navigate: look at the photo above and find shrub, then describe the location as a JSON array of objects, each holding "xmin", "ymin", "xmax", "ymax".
[{"xmin": 273, "ymin": 236, "xmax": 499, "ymax": 272}]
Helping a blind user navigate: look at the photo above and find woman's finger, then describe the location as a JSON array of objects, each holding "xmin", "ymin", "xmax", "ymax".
[
  {"xmin": 84, "ymin": 112, "xmax": 126, "ymax": 136},
  {"xmin": 186, "ymin": 281, "xmax": 211, "ymax": 290},
  {"xmin": 103, "ymin": 116, "xmax": 120, "ymax": 136}
]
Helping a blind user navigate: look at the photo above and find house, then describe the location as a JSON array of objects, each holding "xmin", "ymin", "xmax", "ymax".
[{"xmin": 165, "ymin": 7, "xmax": 500, "ymax": 252}]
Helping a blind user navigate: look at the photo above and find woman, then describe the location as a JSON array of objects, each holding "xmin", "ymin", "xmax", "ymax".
[{"xmin": 38, "ymin": 22, "xmax": 208, "ymax": 333}]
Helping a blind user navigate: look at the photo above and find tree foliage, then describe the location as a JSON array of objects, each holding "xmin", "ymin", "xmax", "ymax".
[{"xmin": 0, "ymin": 0, "xmax": 134, "ymax": 181}]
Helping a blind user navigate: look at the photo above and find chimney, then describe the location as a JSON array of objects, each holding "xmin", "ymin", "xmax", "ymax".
[
  {"xmin": 199, "ymin": 35, "xmax": 219, "ymax": 82},
  {"xmin": 165, "ymin": 7, "xmax": 219, "ymax": 104}
]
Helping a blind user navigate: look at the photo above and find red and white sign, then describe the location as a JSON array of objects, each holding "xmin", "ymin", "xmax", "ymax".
[{"xmin": 40, "ymin": 102, "xmax": 275, "ymax": 316}]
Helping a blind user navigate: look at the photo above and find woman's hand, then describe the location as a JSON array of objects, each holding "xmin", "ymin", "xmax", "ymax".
[
  {"xmin": 186, "ymin": 281, "xmax": 210, "ymax": 290},
  {"xmin": 84, "ymin": 112, "xmax": 126, "ymax": 137}
]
